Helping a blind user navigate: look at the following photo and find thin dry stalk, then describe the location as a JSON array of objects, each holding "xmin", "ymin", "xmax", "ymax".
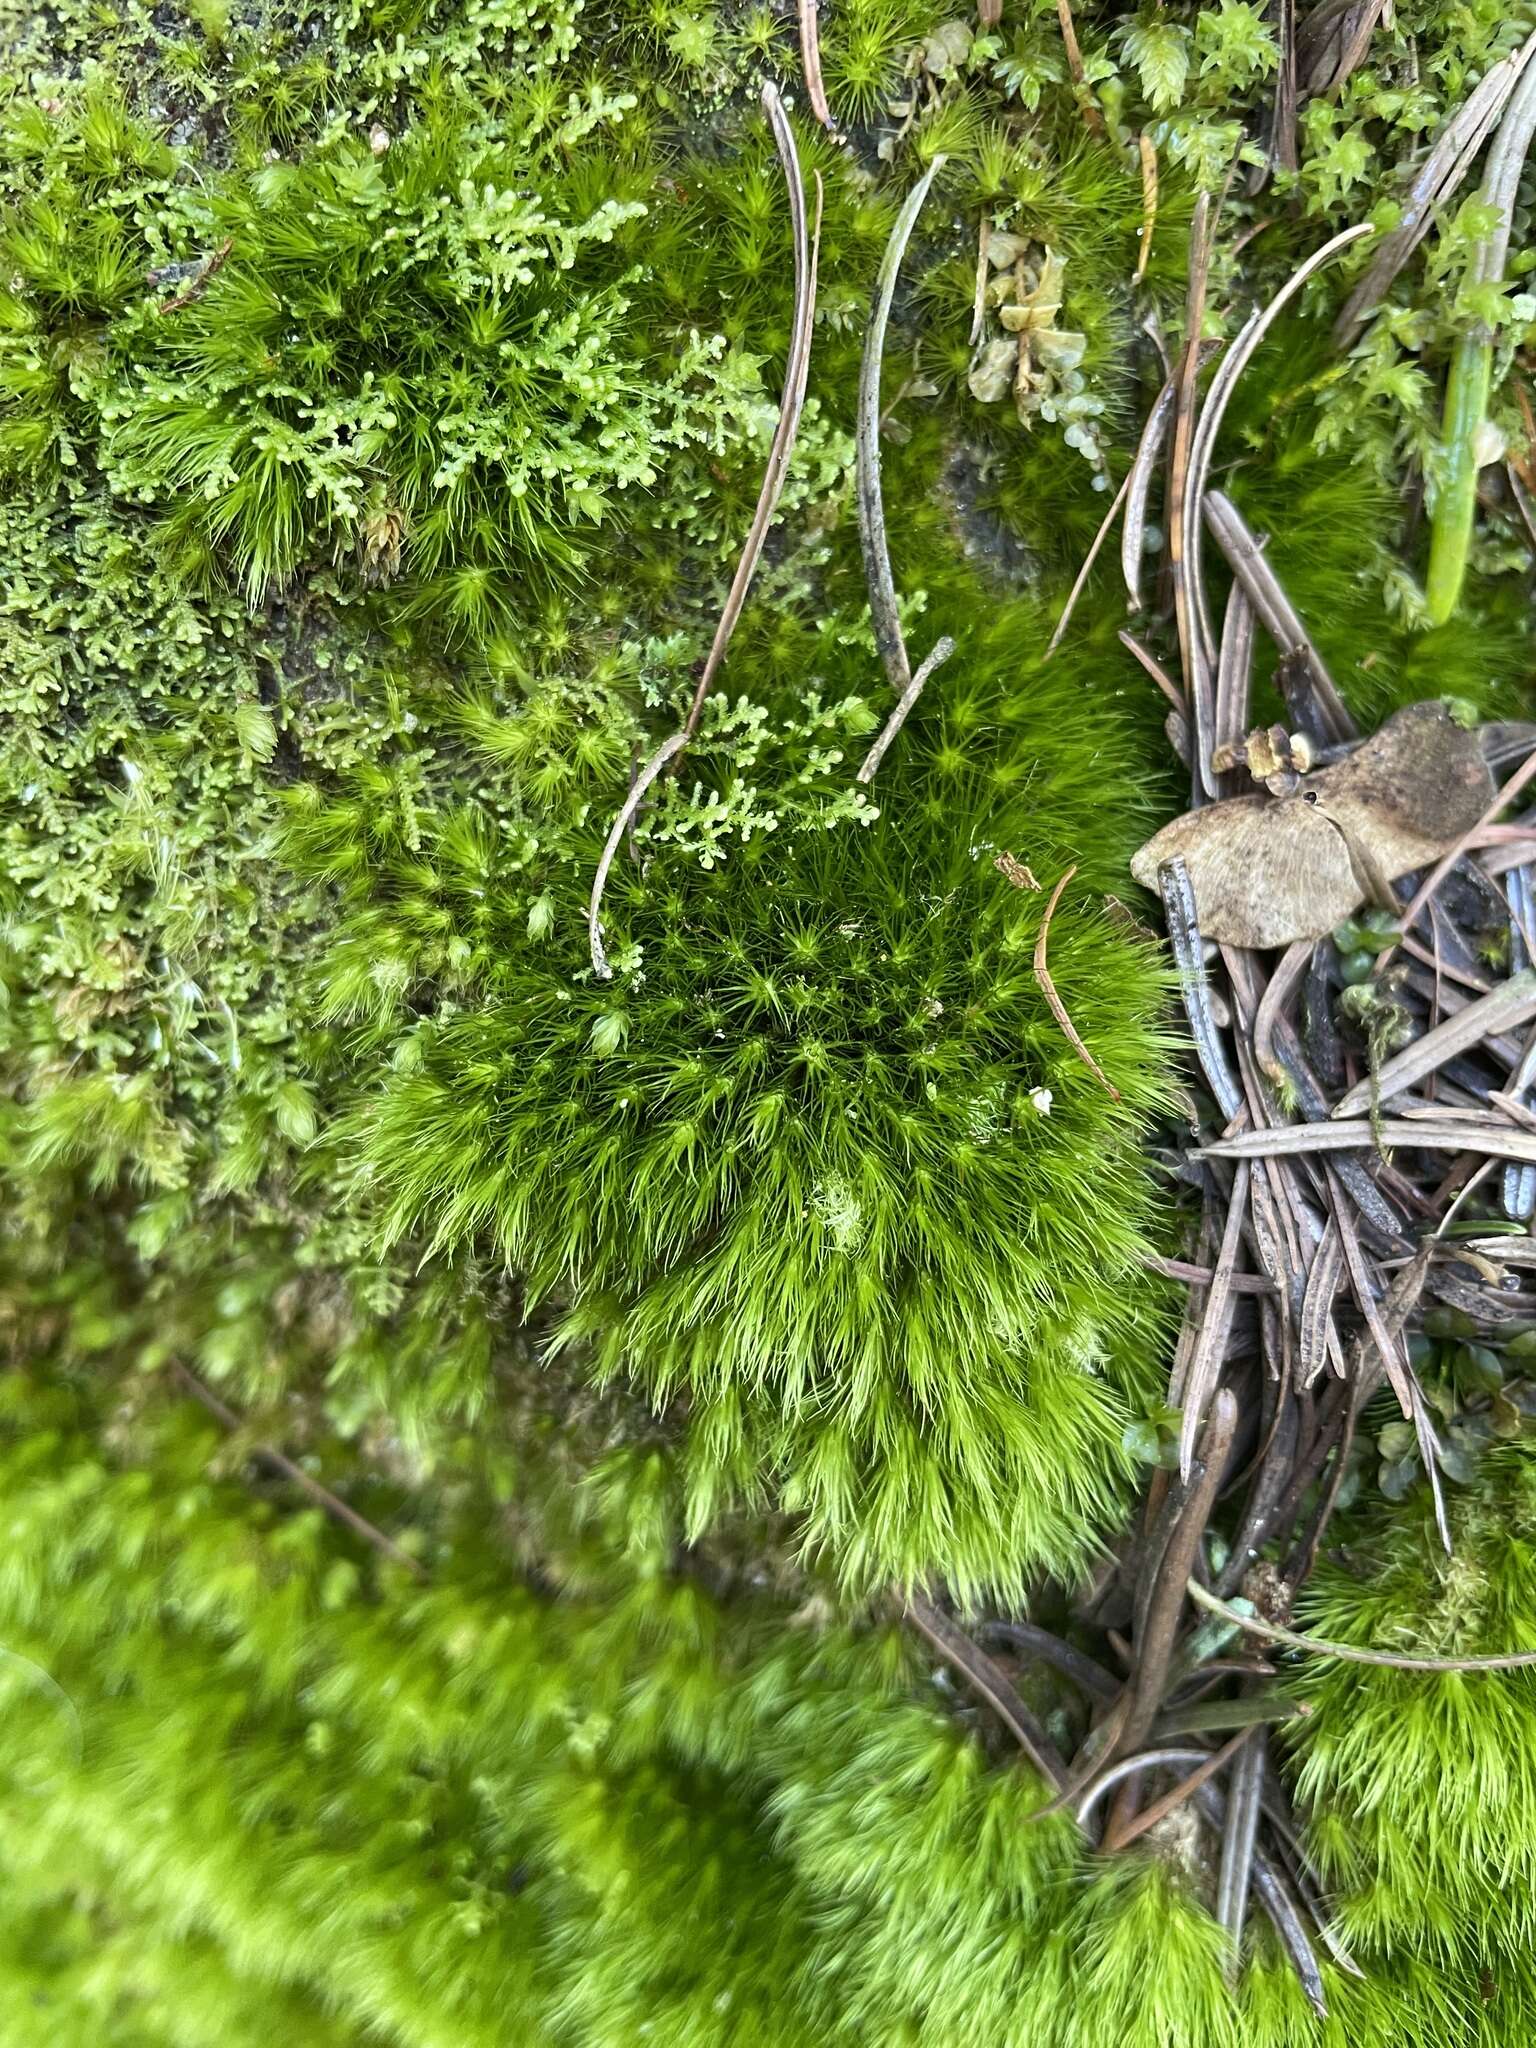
[
  {"xmin": 857, "ymin": 154, "xmax": 947, "ymax": 694},
  {"xmin": 592, "ymin": 95, "xmax": 820, "ymax": 977},
  {"xmin": 588, "ymin": 732, "xmax": 690, "ymax": 980},
  {"xmin": 685, "ymin": 94, "xmax": 822, "ymax": 738},
  {"xmin": 1245, "ymin": 1843, "xmax": 1329, "ymax": 2018},
  {"xmin": 856, "ymin": 634, "xmax": 956, "ymax": 782},
  {"xmin": 969, "ymin": 214, "xmax": 989, "ymax": 346},
  {"xmin": 798, "ymin": 0, "xmax": 835, "ymax": 130},
  {"xmin": 1076, "ymin": 1746, "xmax": 1212, "ymax": 1828},
  {"xmin": 1033, "ymin": 867, "xmax": 1122, "ymax": 1101},
  {"xmin": 172, "ymin": 1363, "xmax": 428, "ymax": 1578},
  {"xmin": 1134, "ymin": 133, "xmax": 1159, "ymax": 285},
  {"xmin": 1408, "ymin": 1376, "xmax": 1454, "ymax": 1555},
  {"xmin": 1493, "ymin": 1087, "xmax": 1536, "ymax": 1134},
  {"xmin": 1141, "ymin": 1253, "xmax": 1275, "ymax": 1296},
  {"xmin": 1296, "ymin": 1216, "xmax": 1344, "ymax": 1387},
  {"xmin": 1046, "ymin": 472, "xmax": 1134, "ymax": 656},
  {"xmin": 1187, "ymin": 1578, "xmax": 1536, "ymax": 1671},
  {"xmin": 1258, "ymin": 0, "xmax": 1298, "ymax": 180},
  {"xmin": 977, "ymin": 1621, "xmax": 1119, "ymax": 1700},
  {"xmin": 1254, "ymin": 940, "xmax": 1311, "ymax": 1083}
]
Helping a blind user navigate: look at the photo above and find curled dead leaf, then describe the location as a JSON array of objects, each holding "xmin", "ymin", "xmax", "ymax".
[{"xmin": 1131, "ymin": 701, "xmax": 1498, "ymax": 948}]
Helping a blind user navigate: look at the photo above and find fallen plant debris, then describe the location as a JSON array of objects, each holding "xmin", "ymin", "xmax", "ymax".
[{"xmin": 902, "ymin": 201, "xmax": 1536, "ymax": 2020}]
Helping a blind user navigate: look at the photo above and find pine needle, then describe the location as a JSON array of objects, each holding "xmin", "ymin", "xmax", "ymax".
[
  {"xmin": 684, "ymin": 89, "xmax": 822, "ymax": 739},
  {"xmin": 857, "ymin": 154, "xmax": 946, "ymax": 695},
  {"xmin": 1032, "ymin": 866, "xmax": 1121, "ymax": 1100},
  {"xmin": 798, "ymin": 0, "xmax": 836, "ymax": 131}
]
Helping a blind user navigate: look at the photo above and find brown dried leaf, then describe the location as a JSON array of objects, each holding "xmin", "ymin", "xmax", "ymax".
[{"xmin": 1131, "ymin": 703, "xmax": 1496, "ymax": 947}]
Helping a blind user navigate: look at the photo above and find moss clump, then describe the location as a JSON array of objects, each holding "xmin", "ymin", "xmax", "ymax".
[{"xmin": 296, "ymin": 574, "xmax": 1177, "ymax": 1601}]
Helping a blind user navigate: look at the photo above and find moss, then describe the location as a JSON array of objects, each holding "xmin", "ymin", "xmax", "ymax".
[{"xmin": 2, "ymin": 0, "xmax": 1536, "ymax": 2039}]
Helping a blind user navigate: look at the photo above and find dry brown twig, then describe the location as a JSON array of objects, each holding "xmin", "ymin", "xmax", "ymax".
[
  {"xmin": 798, "ymin": 0, "xmax": 836, "ymax": 130},
  {"xmin": 172, "ymin": 1363, "xmax": 428, "ymax": 1579}
]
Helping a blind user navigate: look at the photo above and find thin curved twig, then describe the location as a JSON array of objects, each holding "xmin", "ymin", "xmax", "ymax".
[
  {"xmin": 856, "ymin": 634, "xmax": 955, "ymax": 783},
  {"xmin": 1184, "ymin": 220, "xmax": 1374, "ymax": 684},
  {"xmin": 588, "ymin": 732, "xmax": 690, "ymax": 979},
  {"xmin": 1187, "ymin": 1577, "xmax": 1536, "ymax": 1672},
  {"xmin": 798, "ymin": 0, "xmax": 835, "ymax": 130},
  {"xmin": 684, "ymin": 89, "xmax": 822, "ymax": 738},
  {"xmin": 590, "ymin": 91, "xmax": 820, "ymax": 978},
  {"xmin": 857, "ymin": 154, "xmax": 946, "ymax": 693},
  {"xmin": 1033, "ymin": 866, "xmax": 1121, "ymax": 1101},
  {"xmin": 1046, "ymin": 470, "xmax": 1134, "ymax": 656}
]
